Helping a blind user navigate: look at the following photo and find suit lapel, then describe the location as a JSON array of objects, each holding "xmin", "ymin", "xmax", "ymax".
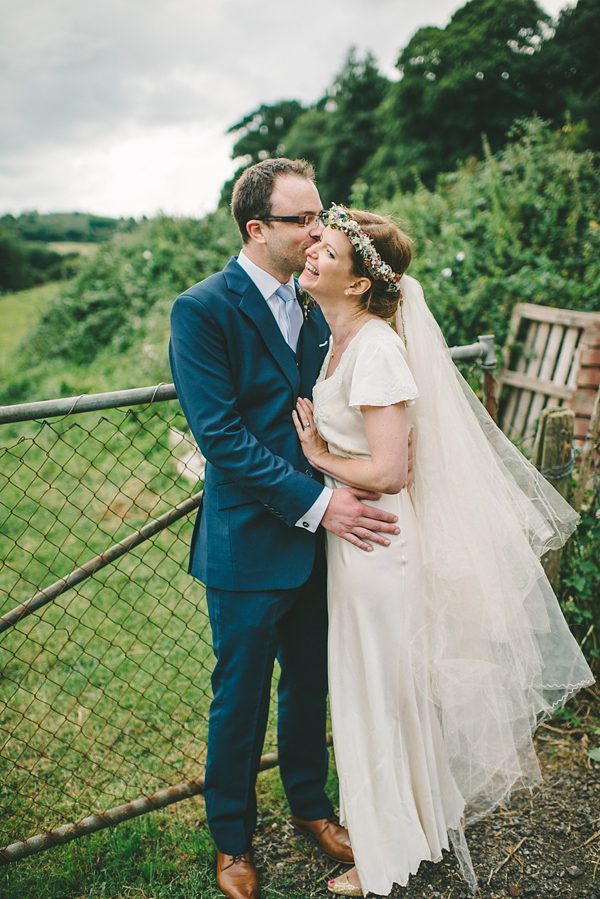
[
  {"xmin": 298, "ymin": 300, "xmax": 330, "ymax": 396},
  {"xmin": 225, "ymin": 258, "xmax": 300, "ymax": 392}
]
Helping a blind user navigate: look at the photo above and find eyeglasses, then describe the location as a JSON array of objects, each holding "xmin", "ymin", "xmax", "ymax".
[{"xmin": 262, "ymin": 212, "xmax": 323, "ymax": 227}]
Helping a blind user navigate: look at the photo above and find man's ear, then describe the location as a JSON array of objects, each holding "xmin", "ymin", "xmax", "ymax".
[{"xmin": 246, "ymin": 219, "xmax": 267, "ymax": 244}]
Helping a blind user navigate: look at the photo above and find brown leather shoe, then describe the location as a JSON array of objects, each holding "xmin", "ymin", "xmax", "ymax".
[
  {"xmin": 290, "ymin": 814, "xmax": 354, "ymax": 864},
  {"xmin": 216, "ymin": 850, "xmax": 260, "ymax": 899}
]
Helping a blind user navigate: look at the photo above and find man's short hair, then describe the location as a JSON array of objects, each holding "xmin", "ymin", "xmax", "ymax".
[{"xmin": 231, "ymin": 158, "xmax": 316, "ymax": 243}]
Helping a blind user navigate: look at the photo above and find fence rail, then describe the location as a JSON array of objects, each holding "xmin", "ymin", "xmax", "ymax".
[
  {"xmin": 0, "ymin": 338, "xmax": 495, "ymax": 865},
  {"xmin": 1, "ymin": 388, "xmax": 216, "ymax": 864}
]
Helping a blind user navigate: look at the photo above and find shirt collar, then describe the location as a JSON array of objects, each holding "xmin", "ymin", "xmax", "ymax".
[{"xmin": 237, "ymin": 249, "xmax": 295, "ymax": 300}]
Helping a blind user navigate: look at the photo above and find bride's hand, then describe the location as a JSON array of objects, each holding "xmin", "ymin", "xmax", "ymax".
[{"xmin": 292, "ymin": 398, "xmax": 328, "ymax": 465}]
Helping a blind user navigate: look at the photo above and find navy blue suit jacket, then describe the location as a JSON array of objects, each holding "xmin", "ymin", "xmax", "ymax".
[{"xmin": 169, "ymin": 256, "xmax": 330, "ymax": 591}]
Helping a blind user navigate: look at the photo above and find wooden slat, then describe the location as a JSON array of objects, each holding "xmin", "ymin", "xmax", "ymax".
[
  {"xmin": 511, "ymin": 322, "xmax": 550, "ymax": 436},
  {"xmin": 501, "ymin": 370, "xmax": 574, "ymax": 400},
  {"xmin": 526, "ymin": 324, "xmax": 565, "ymax": 435},
  {"xmin": 499, "ymin": 304, "xmax": 600, "ymax": 446},
  {"xmin": 502, "ymin": 302, "xmax": 528, "ymax": 372},
  {"xmin": 504, "ymin": 318, "xmax": 541, "ymax": 435},
  {"xmin": 552, "ymin": 326, "xmax": 580, "ymax": 386},
  {"xmin": 512, "ymin": 303, "xmax": 600, "ymax": 329},
  {"xmin": 568, "ymin": 338, "xmax": 583, "ymax": 390},
  {"xmin": 502, "ymin": 314, "xmax": 536, "ymax": 431}
]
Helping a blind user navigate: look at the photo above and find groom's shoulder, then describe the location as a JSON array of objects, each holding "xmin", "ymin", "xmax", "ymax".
[{"xmin": 173, "ymin": 257, "xmax": 246, "ymax": 311}]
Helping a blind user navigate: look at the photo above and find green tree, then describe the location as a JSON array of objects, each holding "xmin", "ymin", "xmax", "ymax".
[
  {"xmin": 0, "ymin": 228, "xmax": 29, "ymax": 292},
  {"xmin": 222, "ymin": 50, "xmax": 388, "ymax": 206},
  {"xmin": 383, "ymin": 118, "xmax": 600, "ymax": 348},
  {"xmin": 537, "ymin": 0, "xmax": 600, "ymax": 149},
  {"xmin": 283, "ymin": 49, "xmax": 388, "ymax": 204},
  {"xmin": 219, "ymin": 100, "xmax": 306, "ymax": 206},
  {"xmin": 365, "ymin": 0, "xmax": 551, "ymax": 195}
]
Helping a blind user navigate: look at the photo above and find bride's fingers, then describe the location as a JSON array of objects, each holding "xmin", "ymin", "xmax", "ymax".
[
  {"xmin": 291, "ymin": 409, "xmax": 306, "ymax": 437},
  {"xmin": 296, "ymin": 397, "xmax": 314, "ymax": 425}
]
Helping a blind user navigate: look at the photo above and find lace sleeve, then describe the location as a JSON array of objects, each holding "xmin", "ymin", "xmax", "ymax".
[{"xmin": 348, "ymin": 338, "xmax": 419, "ymax": 410}]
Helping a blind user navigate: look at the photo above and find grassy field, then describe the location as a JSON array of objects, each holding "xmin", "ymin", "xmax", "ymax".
[
  {"xmin": 0, "ymin": 402, "xmax": 223, "ymax": 835},
  {"xmin": 0, "ymin": 362, "xmax": 321, "ymax": 897},
  {"xmin": 47, "ymin": 242, "xmax": 99, "ymax": 258},
  {"xmin": 0, "ymin": 282, "xmax": 64, "ymax": 369}
]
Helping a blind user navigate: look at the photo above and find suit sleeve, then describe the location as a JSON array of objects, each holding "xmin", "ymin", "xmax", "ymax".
[{"xmin": 169, "ymin": 290, "xmax": 323, "ymax": 526}]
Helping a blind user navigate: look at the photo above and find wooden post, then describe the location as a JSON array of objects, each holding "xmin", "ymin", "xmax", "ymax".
[
  {"xmin": 532, "ymin": 408, "xmax": 575, "ymax": 586},
  {"xmin": 482, "ymin": 367, "xmax": 499, "ymax": 425},
  {"xmin": 573, "ymin": 382, "xmax": 600, "ymax": 512}
]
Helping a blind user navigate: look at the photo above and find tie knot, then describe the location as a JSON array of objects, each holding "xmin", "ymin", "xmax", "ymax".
[{"xmin": 276, "ymin": 284, "xmax": 296, "ymax": 304}]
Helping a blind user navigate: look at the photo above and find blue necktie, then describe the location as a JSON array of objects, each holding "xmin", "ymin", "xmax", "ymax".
[{"xmin": 275, "ymin": 284, "xmax": 297, "ymax": 347}]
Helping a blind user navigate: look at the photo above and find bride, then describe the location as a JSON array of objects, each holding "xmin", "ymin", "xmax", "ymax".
[{"xmin": 292, "ymin": 205, "xmax": 594, "ymax": 896}]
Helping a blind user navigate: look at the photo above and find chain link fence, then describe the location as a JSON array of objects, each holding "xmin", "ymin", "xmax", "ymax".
[
  {"xmin": 0, "ymin": 338, "xmax": 495, "ymax": 865},
  {"xmin": 0, "ymin": 386, "xmax": 283, "ymax": 865}
]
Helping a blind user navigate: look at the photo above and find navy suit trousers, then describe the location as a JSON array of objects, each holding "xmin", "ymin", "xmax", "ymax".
[{"xmin": 203, "ymin": 558, "xmax": 333, "ymax": 853}]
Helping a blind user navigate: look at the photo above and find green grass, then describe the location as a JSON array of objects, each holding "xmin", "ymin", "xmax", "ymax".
[
  {"xmin": 0, "ymin": 398, "xmax": 321, "ymax": 898},
  {"xmin": 0, "ymin": 804, "xmax": 215, "ymax": 899},
  {"xmin": 0, "ymin": 761, "xmax": 342, "ymax": 899},
  {"xmin": 0, "ymin": 405, "xmax": 223, "ymax": 844},
  {"xmin": 0, "ymin": 398, "xmax": 293, "ymax": 884},
  {"xmin": 47, "ymin": 242, "xmax": 99, "ymax": 258},
  {"xmin": 0, "ymin": 282, "xmax": 65, "ymax": 369}
]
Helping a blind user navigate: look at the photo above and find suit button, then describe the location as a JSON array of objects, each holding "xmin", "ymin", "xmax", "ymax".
[
  {"xmin": 302, "ymin": 521, "xmax": 310, "ymax": 528},
  {"xmin": 305, "ymin": 469, "xmax": 313, "ymax": 477}
]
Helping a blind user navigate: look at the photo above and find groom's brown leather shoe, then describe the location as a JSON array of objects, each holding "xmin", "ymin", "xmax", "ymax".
[
  {"xmin": 290, "ymin": 814, "xmax": 354, "ymax": 864},
  {"xmin": 216, "ymin": 850, "xmax": 260, "ymax": 899}
]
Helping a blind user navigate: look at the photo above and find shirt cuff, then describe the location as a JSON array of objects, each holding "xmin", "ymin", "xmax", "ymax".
[{"xmin": 294, "ymin": 486, "xmax": 333, "ymax": 532}]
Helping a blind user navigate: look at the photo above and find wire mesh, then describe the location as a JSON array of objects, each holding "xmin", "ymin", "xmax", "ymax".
[
  {"xmin": 0, "ymin": 398, "xmax": 276, "ymax": 858},
  {"xmin": 0, "ymin": 342, "xmax": 494, "ymax": 861}
]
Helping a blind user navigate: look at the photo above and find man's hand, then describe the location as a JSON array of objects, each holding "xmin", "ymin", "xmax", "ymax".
[{"xmin": 321, "ymin": 487, "xmax": 400, "ymax": 551}]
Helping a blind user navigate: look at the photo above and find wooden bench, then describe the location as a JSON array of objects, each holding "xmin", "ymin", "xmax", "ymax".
[{"xmin": 500, "ymin": 303, "xmax": 600, "ymax": 451}]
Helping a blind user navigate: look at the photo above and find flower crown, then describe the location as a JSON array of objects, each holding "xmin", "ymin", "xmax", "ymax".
[{"xmin": 321, "ymin": 204, "xmax": 402, "ymax": 293}]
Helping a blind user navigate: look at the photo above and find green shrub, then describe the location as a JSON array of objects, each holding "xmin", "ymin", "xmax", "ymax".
[
  {"xmin": 19, "ymin": 211, "xmax": 239, "ymax": 370},
  {"xmin": 382, "ymin": 118, "xmax": 600, "ymax": 347}
]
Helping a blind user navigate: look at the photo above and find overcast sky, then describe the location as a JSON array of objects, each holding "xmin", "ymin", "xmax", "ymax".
[{"xmin": 1, "ymin": 0, "xmax": 569, "ymax": 220}]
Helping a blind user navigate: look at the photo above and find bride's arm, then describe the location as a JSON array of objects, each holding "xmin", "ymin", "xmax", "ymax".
[{"xmin": 293, "ymin": 397, "xmax": 408, "ymax": 494}]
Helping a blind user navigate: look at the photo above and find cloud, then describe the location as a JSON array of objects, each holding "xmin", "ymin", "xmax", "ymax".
[{"xmin": 0, "ymin": 0, "xmax": 569, "ymax": 217}]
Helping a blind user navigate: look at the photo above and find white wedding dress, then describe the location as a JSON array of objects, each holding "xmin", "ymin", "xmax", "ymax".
[
  {"xmin": 312, "ymin": 304, "xmax": 593, "ymax": 895},
  {"xmin": 314, "ymin": 319, "xmax": 468, "ymax": 894}
]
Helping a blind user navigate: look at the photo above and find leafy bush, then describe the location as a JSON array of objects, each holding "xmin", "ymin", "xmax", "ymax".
[
  {"xmin": 559, "ymin": 487, "xmax": 600, "ymax": 672},
  {"xmin": 19, "ymin": 210, "xmax": 239, "ymax": 370},
  {"xmin": 380, "ymin": 119, "xmax": 600, "ymax": 347},
  {"xmin": 0, "ymin": 228, "xmax": 77, "ymax": 292}
]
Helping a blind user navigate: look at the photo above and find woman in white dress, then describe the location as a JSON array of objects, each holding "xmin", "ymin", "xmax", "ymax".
[{"xmin": 292, "ymin": 206, "xmax": 594, "ymax": 896}]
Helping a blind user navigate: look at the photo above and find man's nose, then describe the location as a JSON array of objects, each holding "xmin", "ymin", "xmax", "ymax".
[{"xmin": 309, "ymin": 220, "xmax": 324, "ymax": 239}]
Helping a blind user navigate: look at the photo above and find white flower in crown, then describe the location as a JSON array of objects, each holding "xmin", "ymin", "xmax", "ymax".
[{"xmin": 321, "ymin": 204, "xmax": 402, "ymax": 293}]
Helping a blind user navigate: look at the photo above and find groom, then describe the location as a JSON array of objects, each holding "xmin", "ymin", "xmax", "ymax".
[{"xmin": 169, "ymin": 158, "xmax": 400, "ymax": 899}]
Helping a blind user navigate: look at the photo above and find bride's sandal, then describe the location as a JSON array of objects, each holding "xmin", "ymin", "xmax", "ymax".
[{"xmin": 327, "ymin": 870, "xmax": 363, "ymax": 896}]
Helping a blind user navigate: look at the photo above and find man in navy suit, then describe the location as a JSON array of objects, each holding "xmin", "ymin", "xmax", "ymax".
[{"xmin": 169, "ymin": 158, "xmax": 399, "ymax": 899}]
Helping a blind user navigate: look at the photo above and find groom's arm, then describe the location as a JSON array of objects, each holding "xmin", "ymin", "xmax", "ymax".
[{"xmin": 170, "ymin": 289, "xmax": 322, "ymax": 525}]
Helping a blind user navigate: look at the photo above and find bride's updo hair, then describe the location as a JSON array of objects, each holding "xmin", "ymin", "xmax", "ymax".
[{"xmin": 347, "ymin": 210, "xmax": 412, "ymax": 320}]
